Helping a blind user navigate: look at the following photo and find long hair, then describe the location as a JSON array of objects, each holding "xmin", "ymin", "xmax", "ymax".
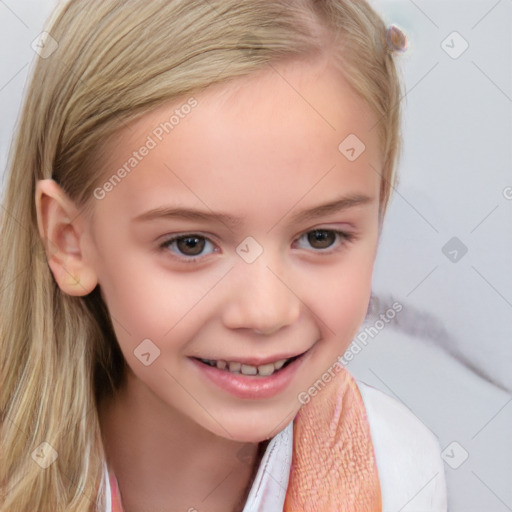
[{"xmin": 0, "ymin": 1, "xmax": 406, "ymax": 510}]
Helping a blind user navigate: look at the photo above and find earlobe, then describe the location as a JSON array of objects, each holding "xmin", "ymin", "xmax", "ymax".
[{"xmin": 35, "ymin": 179, "xmax": 98, "ymax": 296}]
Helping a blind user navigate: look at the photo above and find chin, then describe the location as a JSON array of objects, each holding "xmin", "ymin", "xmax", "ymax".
[{"xmin": 204, "ymin": 407, "xmax": 297, "ymax": 444}]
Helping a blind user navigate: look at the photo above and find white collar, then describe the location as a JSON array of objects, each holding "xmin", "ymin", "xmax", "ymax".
[
  {"xmin": 101, "ymin": 420, "xmax": 294, "ymax": 512},
  {"xmin": 242, "ymin": 419, "xmax": 293, "ymax": 511}
]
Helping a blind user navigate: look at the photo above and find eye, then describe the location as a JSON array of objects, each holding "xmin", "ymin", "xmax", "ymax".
[
  {"xmin": 159, "ymin": 228, "xmax": 354, "ymax": 264},
  {"xmin": 294, "ymin": 229, "xmax": 354, "ymax": 252},
  {"xmin": 159, "ymin": 233, "xmax": 217, "ymax": 262}
]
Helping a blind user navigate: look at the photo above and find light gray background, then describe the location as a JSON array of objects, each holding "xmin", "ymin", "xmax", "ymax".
[{"xmin": 1, "ymin": 1, "xmax": 511, "ymax": 510}]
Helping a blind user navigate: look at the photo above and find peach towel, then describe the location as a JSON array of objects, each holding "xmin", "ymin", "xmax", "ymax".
[{"xmin": 284, "ymin": 367, "xmax": 382, "ymax": 511}]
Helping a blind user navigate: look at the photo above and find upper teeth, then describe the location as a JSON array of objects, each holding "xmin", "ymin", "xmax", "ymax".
[{"xmin": 199, "ymin": 358, "xmax": 290, "ymax": 376}]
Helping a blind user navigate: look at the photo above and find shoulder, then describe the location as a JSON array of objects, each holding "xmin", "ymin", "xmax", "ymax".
[{"xmin": 355, "ymin": 379, "xmax": 448, "ymax": 512}]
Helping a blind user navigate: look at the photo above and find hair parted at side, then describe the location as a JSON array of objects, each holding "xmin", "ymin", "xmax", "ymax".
[{"xmin": 0, "ymin": 1, "xmax": 406, "ymax": 510}]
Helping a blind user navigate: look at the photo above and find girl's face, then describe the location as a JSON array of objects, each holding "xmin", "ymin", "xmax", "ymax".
[{"xmin": 83, "ymin": 57, "xmax": 382, "ymax": 442}]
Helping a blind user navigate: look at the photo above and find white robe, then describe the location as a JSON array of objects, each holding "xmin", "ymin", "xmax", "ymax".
[{"xmin": 101, "ymin": 379, "xmax": 448, "ymax": 512}]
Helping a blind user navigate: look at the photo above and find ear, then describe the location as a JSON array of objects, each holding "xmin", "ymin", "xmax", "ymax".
[{"xmin": 35, "ymin": 179, "xmax": 98, "ymax": 296}]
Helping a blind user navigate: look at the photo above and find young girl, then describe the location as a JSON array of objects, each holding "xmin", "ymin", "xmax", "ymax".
[{"xmin": 1, "ymin": 1, "xmax": 447, "ymax": 511}]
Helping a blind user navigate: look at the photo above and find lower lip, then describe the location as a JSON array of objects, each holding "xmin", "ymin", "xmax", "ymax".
[{"xmin": 190, "ymin": 350, "xmax": 311, "ymax": 400}]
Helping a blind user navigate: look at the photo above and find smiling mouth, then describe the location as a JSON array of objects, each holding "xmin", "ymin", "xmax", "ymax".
[{"xmin": 193, "ymin": 354, "xmax": 302, "ymax": 377}]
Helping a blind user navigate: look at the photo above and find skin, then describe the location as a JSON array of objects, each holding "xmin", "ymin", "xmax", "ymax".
[{"xmin": 35, "ymin": 54, "xmax": 382, "ymax": 512}]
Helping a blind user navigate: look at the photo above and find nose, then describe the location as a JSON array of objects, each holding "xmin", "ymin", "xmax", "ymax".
[{"xmin": 221, "ymin": 257, "xmax": 301, "ymax": 335}]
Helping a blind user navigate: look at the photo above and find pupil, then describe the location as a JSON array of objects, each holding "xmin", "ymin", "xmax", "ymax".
[
  {"xmin": 308, "ymin": 230, "xmax": 334, "ymax": 249},
  {"xmin": 177, "ymin": 236, "xmax": 204, "ymax": 256}
]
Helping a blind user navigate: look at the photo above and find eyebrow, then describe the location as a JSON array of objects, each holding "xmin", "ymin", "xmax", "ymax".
[{"xmin": 132, "ymin": 193, "xmax": 374, "ymax": 228}]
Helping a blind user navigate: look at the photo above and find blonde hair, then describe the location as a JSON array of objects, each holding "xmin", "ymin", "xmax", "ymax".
[{"xmin": 0, "ymin": 1, "xmax": 406, "ymax": 510}]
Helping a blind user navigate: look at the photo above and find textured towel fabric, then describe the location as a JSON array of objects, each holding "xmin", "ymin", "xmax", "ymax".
[
  {"xmin": 283, "ymin": 367, "xmax": 382, "ymax": 511},
  {"xmin": 108, "ymin": 367, "xmax": 381, "ymax": 511}
]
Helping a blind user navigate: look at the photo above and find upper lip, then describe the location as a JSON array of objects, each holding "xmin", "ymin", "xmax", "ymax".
[{"xmin": 192, "ymin": 348, "xmax": 310, "ymax": 366}]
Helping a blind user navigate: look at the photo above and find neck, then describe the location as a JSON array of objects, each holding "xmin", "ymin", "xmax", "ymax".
[{"xmin": 98, "ymin": 370, "xmax": 268, "ymax": 512}]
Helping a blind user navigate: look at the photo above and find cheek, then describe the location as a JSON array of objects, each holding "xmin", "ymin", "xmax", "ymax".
[
  {"xmin": 309, "ymin": 247, "xmax": 376, "ymax": 343},
  {"xmin": 324, "ymin": 270, "xmax": 372, "ymax": 329},
  {"xmin": 95, "ymin": 253, "xmax": 211, "ymax": 345}
]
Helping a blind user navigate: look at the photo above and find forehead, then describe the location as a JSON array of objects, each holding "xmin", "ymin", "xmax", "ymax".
[
  {"xmin": 92, "ymin": 57, "xmax": 382, "ymax": 225},
  {"xmin": 194, "ymin": 56, "xmax": 380, "ymax": 151}
]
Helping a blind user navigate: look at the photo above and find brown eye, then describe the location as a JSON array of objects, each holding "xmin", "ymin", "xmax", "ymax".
[
  {"xmin": 175, "ymin": 235, "xmax": 205, "ymax": 256},
  {"xmin": 160, "ymin": 234, "xmax": 216, "ymax": 262},
  {"xmin": 294, "ymin": 229, "xmax": 354, "ymax": 254},
  {"xmin": 307, "ymin": 230, "xmax": 336, "ymax": 249}
]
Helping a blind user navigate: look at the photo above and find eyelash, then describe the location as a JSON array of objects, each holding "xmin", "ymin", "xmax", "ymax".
[{"xmin": 158, "ymin": 229, "xmax": 356, "ymax": 264}]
